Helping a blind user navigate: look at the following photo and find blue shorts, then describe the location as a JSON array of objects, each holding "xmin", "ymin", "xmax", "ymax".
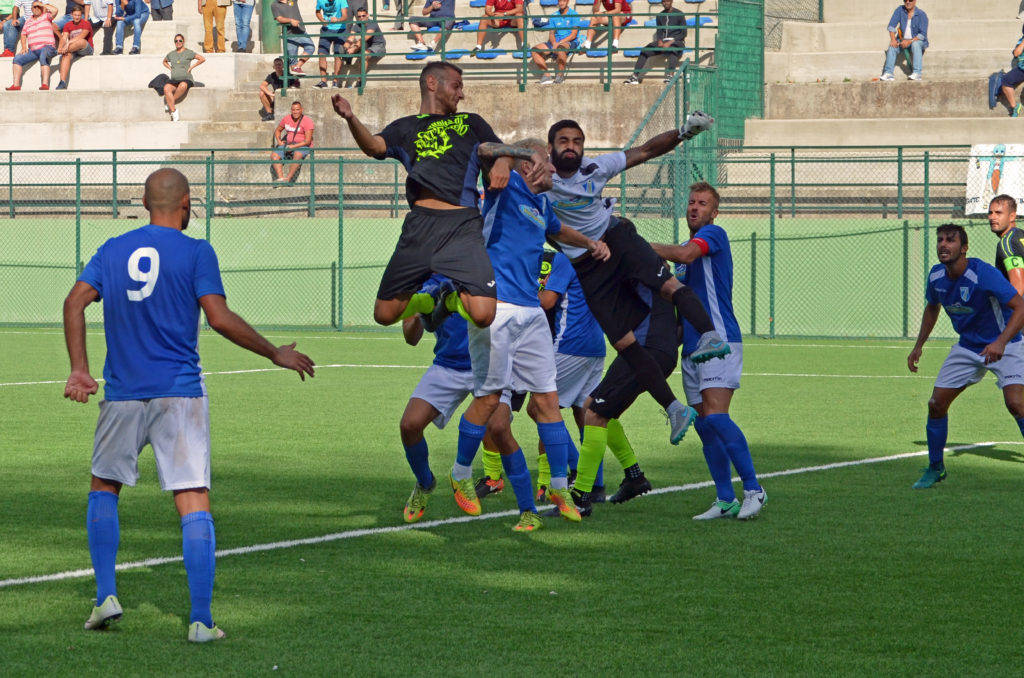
[
  {"xmin": 1002, "ymin": 66, "xmax": 1024, "ymax": 89},
  {"xmin": 318, "ymin": 32, "xmax": 347, "ymax": 54},
  {"xmin": 543, "ymin": 38, "xmax": 578, "ymax": 53},
  {"xmin": 273, "ymin": 146, "xmax": 310, "ymax": 160},
  {"xmin": 13, "ymin": 45, "xmax": 56, "ymax": 67},
  {"xmin": 286, "ymin": 35, "xmax": 315, "ymax": 55}
]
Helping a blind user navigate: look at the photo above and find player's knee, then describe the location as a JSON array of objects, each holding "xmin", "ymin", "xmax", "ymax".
[
  {"xmin": 926, "ymin": 397, "xmax": 948, "ymax": 418},
  {"xmin": 1004, "ymin": 395, "xmax": 1024, "ymax": 418},
  {"xmin": 373, "ymin": 306, "xmax": 397, "ymax": 326},
  {"xmin": 399, "ymin": 415, "xmax": 424, "ymax": 443},
  {"xmin": 470, "ymin": 307, "xmax": 496, "ymax": 327}
]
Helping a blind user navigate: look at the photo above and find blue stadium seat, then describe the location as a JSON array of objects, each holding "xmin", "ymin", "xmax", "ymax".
[
  {"xmin": 458, "ymin": 22, "xmax": 480, "ymax": 30},
  {"xmin": 445, "ymin": 49, "xmax": 471, "ymax": 59},
  {"xmin": 426, "ymin": 25, "xmax": 440, "ymax": 32},
  {"xmin": 625, "ymin": 18, "xmax": 637, "ymax": 26},
  {"xmin": 512, "ymin": 50, "xmax": 528, "ymax": 58},
  {"xmin": 474, "ymin": 50, "xmax": 504, "ymax": 59},
  {"xmin": 470, "ymin": 0, "xmax": 487, "ymax": 6},
  {"xmin": 685, "ymin": 16, "xmax": 714, "ymax": 26},
  {"xmin": 623, "ymin": 48, "xmax": 641, "ymax": 57},
  {"xmin": 539, "ymin": 0, "xmax": 559, "ymax": 5},
  {"xmin": 585, "ymin": 49, "xmax": 607, "ymax": 57},
  {"xmin": 644, "ymin": 18, "xmax": 657, "ymax": 26},
  {"xmin": 405, "ymin": 52, "xmax": 430, "ymax": 60},
  {"xmin": 532, "ymin": 17, "xmax": 548, "ymax": 28}
]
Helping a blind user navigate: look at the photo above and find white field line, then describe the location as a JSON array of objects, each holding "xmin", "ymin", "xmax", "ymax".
[{"xmin": 2, "ymin": 441, "xmax": 1020, "ymax": 589}]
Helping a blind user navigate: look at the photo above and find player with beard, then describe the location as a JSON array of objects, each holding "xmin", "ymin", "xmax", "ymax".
[
  {"xmin": 544, "ymin": 112, "xmax": 725, "ymax": 446},
  {"xmin": 989, "ymin": 193, "xmax": 1024, "ymax": 294}
]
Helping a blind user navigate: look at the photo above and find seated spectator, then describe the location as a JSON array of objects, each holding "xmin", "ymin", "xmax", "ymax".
[
  {"xmin": 54, "ymin": 0, "xmax": 86, "ymax": 30},
  {"xmin": 580, "ymin": 0, "xmax": 631, "ymax": 51},
  {"xmin": 530, "ymin": 0, "xmax": 577, "ymax": 85},
  {"xmin": 150, "ymin": 0, "xmax": 171, "ymax": 20},
  {"xmin": 273, "ymin": 0, "xmax": 313, "ymax": 73},
  {"xmin": 89, "ymin": 0, "xmax": 115, "ymax": 54},
  {"xmin": 990, "ymin": 27, "xmax": 1024, "ymax": 117},
  {"xmin": 162, "ymin": 32, "xmax": 204, "ymax": 120},
  {"xmin": 271, "ymin": 100, "xmax": 314, "ymax": 183},
  {"xmin": 55, "ymin": 3, "xmax": 90, "ymax": 88},
  {"xmin": 200, "ymin": 0, "xmax": 228, "ymax": 53},
  {"xmin": 113, "ymin": 0, "xmax": 148, "ymax": 54},
  {"xmin": 410, "ymin": 0, "xmax": 453, "ymax": 52},
  {"xmin": 623, "ymin": 0, "xmax": 684, "ymax": 85},
  {"xmin": 259, "ymin": 56, "xmax": 300, "ymax": 121},
  {"xmin": 315, "ymin": 0, "xmax": 348, "ymax": 88},
  {"xmin": 880, "ymin": 0, "xmax": 927, "ymax": 81},
  {"xmin": 232, "ymin": 0, "xmax": 254, "ymax": 51},
  {"xmin": 340, "ymin": 5, "xmax": 384, "ymax": 87},
  {"xmin": 472, "ymin": 0, "xmax": 522, "ymax": 52},
  {"xmin": 7, "ymin": 1, "xmax": 59, "ymax": 90},
  {"xmin": 2, "ymin": 0, "xmax": 37, "ymax": 57}
]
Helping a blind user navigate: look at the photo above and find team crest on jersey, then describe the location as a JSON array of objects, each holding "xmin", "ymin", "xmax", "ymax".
[
  {"xmin": 519, "ymin": 204, "xmax": 546, "ymax": 229},
  {"xmin": 580, "ymin": 178, "xmax": 595, "ymax": 193},
  {"xmin": 960, "ymin": 286, "xmax": 971, "ymax": 302}
]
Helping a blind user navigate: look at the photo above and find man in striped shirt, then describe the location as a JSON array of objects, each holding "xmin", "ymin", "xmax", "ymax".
[{"xmin": 6, "ymin": 1, "xmax": 59, "ymax": 90}]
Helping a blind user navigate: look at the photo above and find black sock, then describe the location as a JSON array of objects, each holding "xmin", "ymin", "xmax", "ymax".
[
  {"xmin": 624, "ymin": 463, "xmax": 643, "ymax": 480},
  {"xmin": 619, "ymin": 342, "xmax": 676, "ymax": 410},
  {"xmin": 671, "ymin": 285, "xmax": 714, "ymax": 334}
]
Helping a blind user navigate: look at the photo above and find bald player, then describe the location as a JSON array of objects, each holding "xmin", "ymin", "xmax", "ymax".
[{"xmin": 63, "ymin": 168, "xmax": 315, "ymax": 643}]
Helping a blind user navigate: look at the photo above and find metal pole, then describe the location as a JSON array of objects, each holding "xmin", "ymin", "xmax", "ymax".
[
  {"xmin": 897, "ymin": 146, "xmax": 903, "ymax": 219},
  {"xmin": 789, "ymin": 146, "xmax": 795, "ymax": 218},
  {"xmin": 923, "ymin": 150, "xmax": 930, "ymax": 230},
  {"xmin": 769, "ymin": 152, "xmax": 776, "ymax": 339},
  {"xmin": 337, "ymin": 157, "xmax": 344, "ymax": 330},
  {"xmin": 75, "ymin": 158, "xmax": 82, "ymax": 275},
  {"xmin": 308, "ymin": 151, "xmax": 316, "ymax": 217},
  {"xmin": 7, "ymin": 151, "xmax": 13, "ymax": 218},
  {"xmin": 750, "ymin": 231, "xmax": 757, "ymax": 335},
  {"xmin": 260, "ymin": 0, "xmax": 278, "ymax": 52},
  {"xmin": 205, "ymin": 156, "xmax": 213, "ymax": 241},
  {"xmin": 902, "ymin": 219, "xmax": 909, "ymax": 338},
  {"xmin": 331, "ymin": 260, "xmax": 337, "ymax": 328},
  {"xmin": 111, "ymin": 150, "xmax": 118, "ymax": 218}
]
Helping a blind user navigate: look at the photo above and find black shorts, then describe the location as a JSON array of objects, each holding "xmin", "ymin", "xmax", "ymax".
[
  {"xmin": 571, "ymin": 217, "xmax": 674, "ymax": 345},
  {"xmin": 589, "ymin": 345, "xmax": 677, "ymax": 420},
  {"xmin": 377, "ymin": 206, "xmax": 497, "ymax": 300}
]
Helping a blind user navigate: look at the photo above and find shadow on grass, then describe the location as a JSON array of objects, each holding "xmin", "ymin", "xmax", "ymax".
[{"xmin": 911, "ymin": 441, "xmax": 1024, "ymax": 464}]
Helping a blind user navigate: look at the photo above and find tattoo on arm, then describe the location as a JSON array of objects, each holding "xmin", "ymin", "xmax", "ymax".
[{"xmin": 477, "ymin": 142, "xmax": 535, "ymax": 161}]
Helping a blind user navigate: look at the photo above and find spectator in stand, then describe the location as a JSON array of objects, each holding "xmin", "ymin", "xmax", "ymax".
[
  {"xmin": 0, "ymin": 0, "xmax": 14, "ymax": 27},
  {"xmin": 273, "ymin": 0, "xmax": 313, "ymax": 74},
  {"xmin": 232, "ymin": 0, "xmax": 254, "ymax": 51},
  {"xmin": 54, "ymin": 0, "xmax": 86, "ymax": 30},
  {"xmin": 580, "ymin": 0, "xmax": 631, "ymax": 51},
  {"xmin": 113, "ymin": 0, "xmax": 148, "ymax": 54},
  {"xmin": 259, "ymin": 56, "xmax": 299, "ymax": 121},
  {"xmin": 163, "ymin": 32, "xmax": 204, "ymax": 120},
  {"xmin": 89, "ymin": 0, "xmax": 115, "ymax": 54},
  {"xmin": 315, "ymin": 0, "xmax": 348, "ymax": 88},
  {"xmin": 270, "ymin": 100, "xmax": 314, "ymax": 183},
  {"xmin": 2, "ymin": 0, "xmax": 37, "ymax": 57},
  {"xmin": 55, "ymin": 3, "xmax": 91, "ymax": 88},
  {"xmin": 623, "ymin": 0, "xmax": 684, "ymax": 85},
  {"xmin": 340, "ymin": 5, "xmax": 384, "ymax": 86},
  {"xmin": 7, "ymin": 1, "xmax": 58, "ymax": 90},
  {"xmin": 410, "ymin": 0, "xmax": 454, "ymax": 52},
  {"xmin": 199, "ymin": 0, "xmax": 228, "ymax": 52},
  {"xmin": 150, "ymin": 0, "xmax": 171, "ymax": 20},
  {"xmin": 530, "ymin": 0, "xmax": 578, "ymax": 85},
  {"xmin": 990, "ymin": 26, "xmax": 1024, "ymax": 117},
  {"xmin": 880, "ymin": 0, "xmax": 927, "ymax": 81},
  {"xmin": 472, "ymin": 0, "xmax": 523, "ymax": 52}
]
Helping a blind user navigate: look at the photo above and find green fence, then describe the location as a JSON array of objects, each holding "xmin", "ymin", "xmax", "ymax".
[{"xmin": 716, "ymin": 0, "xmax": 764, "ymax": 141}]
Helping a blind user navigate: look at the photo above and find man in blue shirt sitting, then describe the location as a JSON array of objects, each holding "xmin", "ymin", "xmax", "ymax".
[
  {"xmin": 908, "ymin": 223, "xmax": 1024, "ymax": 488},
  {"xmin": 530, "ymin": 0, "xmax": 579, "ymax": 85},
  {"xmin": 113, "ymin": 0, "xmax": 148, "ymax": 54},
  {"xmin": 880, "ymin": 0, "xmax": 927, "ymax": 81}
]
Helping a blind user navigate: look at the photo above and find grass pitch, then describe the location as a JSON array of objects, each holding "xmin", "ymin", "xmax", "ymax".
[{"xmin": 2, "ymin": 329, "xmax": 1024, "ymax": 673}]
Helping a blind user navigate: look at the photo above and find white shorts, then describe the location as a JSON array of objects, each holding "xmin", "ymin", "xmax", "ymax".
[
  {"xmin": 555, "ymin": 353, "xmax": 605, "ymax": 409},
  {"xmin": 468, "ymin": 302, "xmax": 557, "ymax": 397},
  {"xmin": 409, "ymin": 363, "xmax": 474, "ymax": 429},
  {"xmin": 91, "ymin": 396, "xmax": 211, "ymax": 491},
  {"xmin": 934, "ymin": 341, "xmax": 1024, "ymax": 390},
  {"xmin": 681, "ymin": 342, "xmax": 744, "ymax": 405}
]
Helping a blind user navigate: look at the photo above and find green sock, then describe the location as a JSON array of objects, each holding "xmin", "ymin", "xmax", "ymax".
[
  {"xmin": 482, "ymin": 447, "xmax": 503, "ymax": 480},
  {"xmin": 606, "ymin": 419, "xmax": 638, "ymax": 469},
  {"xmin": 575, "ymin": 425, "xmax": 608, "ymax": 493},
  {"xmin": 398, "ymin": 292, "xmax": 434, "ymax": 320},
  {"xmin": 444, "ymin": 291, "xmax": 473, "ymax": 323},
  {"xmin": 537, "ymin": 451, "xmax": 550, "ymax": 488}
]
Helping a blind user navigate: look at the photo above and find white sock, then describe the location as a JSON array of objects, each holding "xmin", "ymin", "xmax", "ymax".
[{"xmin": 451, "ymin": 463, "xmax": 473, "ymax": 481}]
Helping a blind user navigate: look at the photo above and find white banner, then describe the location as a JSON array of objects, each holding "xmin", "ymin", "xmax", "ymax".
[{"xmin": 966, "ymin": 144, "xmax": 1024, "ymax": 215}]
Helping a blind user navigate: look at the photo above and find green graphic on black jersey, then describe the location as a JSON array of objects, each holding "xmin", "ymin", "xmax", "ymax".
[{"xmin": 414, "ymin": 115, "xmax": 470, "ymax": 160}]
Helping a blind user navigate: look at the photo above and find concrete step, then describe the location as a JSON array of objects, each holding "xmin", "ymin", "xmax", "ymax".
[
  {"xmin": 823, "ymin": 0, "xmax": 1007, "ymax": 23},
  {"xmin": 780, "ymin": 19, "xmax": 1023, "ymax": 54},
  {"xmin": 0, "ymin": 88, "xmax": 254, "ymax": 123},
  {"xmin": 765, "ymin": 80, "xmax": 1014, "ymax": 119},
  {"xmin": 744, "ymin": 116, "xmax": 1024, "ymax": 146},
  {"xmin": 766, "ymin": 48, "xmax": 1013, "ymax": 83},
  {"xmin": 130, "ymin": 17, "xmax": 265, "ymax": 55}
]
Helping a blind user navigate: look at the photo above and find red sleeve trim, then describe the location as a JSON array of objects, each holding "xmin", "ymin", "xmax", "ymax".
[{"xmin": 692, "ymin": 238, "xmax": 710, "ymax": 256}]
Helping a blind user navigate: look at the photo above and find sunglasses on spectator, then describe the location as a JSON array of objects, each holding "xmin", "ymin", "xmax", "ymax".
[{"xmin": 175, "ymin": 39, "xmax": 184, "ymax": 43}]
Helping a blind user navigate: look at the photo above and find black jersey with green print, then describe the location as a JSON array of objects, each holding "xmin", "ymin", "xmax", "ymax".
[
  {"xmin": 996, "ymin": 227, "xmax": 1024, "ymax": 279},
  {"xmin": 374, "ymin": 112, "xmax": 501, "ymax": 209}
]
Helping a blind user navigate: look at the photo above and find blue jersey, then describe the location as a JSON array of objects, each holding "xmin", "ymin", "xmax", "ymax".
[
  {"xmin": 676, "ymin": 223, "xmax": 743, "ymax": 355},
  {"xmin": 543, "ymin": 252, "xmax": 605, "ymax": 357},
  {"xmin": 482, "ymin": 171, "xmax": 562, "ymax": 307},
  {"xmin": 925, "ymin": 258, "xmax": 1022, "ymax": 353},
  {"xmin": 549, "ymin": 8, "xmax": 579, "ymax": 43},
  {"xmin": 78, "ymin": 224, "xmax": 225, "ymax": 401},
  {"xmin": 418, "ymin": 275, "xmax": 471, "ymax": 371}
]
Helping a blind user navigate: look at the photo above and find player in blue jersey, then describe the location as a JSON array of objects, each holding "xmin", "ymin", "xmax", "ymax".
[
  {"xmin": 62, "ymin": 169, "xmax": 315, "ymax": 642},
  {"xmin": 443, "ymin": 138, "xmax": 611, "ymax": 532},
  {"xmin": 908, "ymin": 223, "xmax": 1024, "ymax": 488},
  {"xmin": 654, "ymin": 183, "xmax": 765, "ymax": 519}
]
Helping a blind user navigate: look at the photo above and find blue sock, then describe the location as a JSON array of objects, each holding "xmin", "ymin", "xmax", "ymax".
[
  {"xmin": 500, "ymin": 449, "xmax": 537, "ymax": 513},
  {"xmin": 181, "ymin": 511, "xmax": 216, "ymax": 628},
  {"xmin": 595, "ymin": 461, "xmax": 604, "ymax": 488},
  {"xmin": 537, "ymin": 421, "xmax": 572, "ymax": 482},
  {"xmin": 567, "ymin": 437, "xmax": 580, "ymax": 471},
  {"xmin": 926, "ymin": 416, "xmax": 948, "ymax": 470},
  {"xmin": 86, "ymin": 491, "xmax": 119, "ymax": 603},
  {"xmin": 694, "ymin": 417, "xmax": 735, "ymax": 502},
  {"xmin": 705, "ymin": 413, "xmax": 761, "ymax": 492},
  {"xmin": 456, "ymin": 415, "xmax": 486, "ymax": 467},
  {"xmin": 403, "ymin": 438, "xmax": 434, "ymax": 488},
  {"xmin": 1016, "ymin": 416, "xmax": 1024, "ymax": 440}
]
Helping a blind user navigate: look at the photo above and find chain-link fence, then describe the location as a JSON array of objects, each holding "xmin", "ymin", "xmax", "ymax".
[
  {"xmin": 716, "ymin": 0, "xmax": 765, "ymax": 140},
  {"xmin": 764, "ymin": 0, "xmax": 821, "ymax": 50}
]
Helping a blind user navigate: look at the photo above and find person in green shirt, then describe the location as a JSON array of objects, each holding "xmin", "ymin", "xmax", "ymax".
[{"xmin": 162, "ymin": 33, "xmax": 204, "ymax": 121}]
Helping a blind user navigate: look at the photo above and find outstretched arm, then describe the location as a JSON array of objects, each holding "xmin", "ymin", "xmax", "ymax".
[
  {"xmin": 200, "ymin": 294, "xmax": 316, "ymax": 380},
  {"xmin": 551, "ymin": 224, "xmax": 611, "ymax": 261},
  {"xmin": 332, "ymin": 94, "xmax": 387, "ymax": 158},
  {"xmin": 63, "ymin": 281, "xmax": 101, "ymax": 403},
  {"xmin": 623, "ymin": 111, "xmax": 714, "ymax": 170},
  {"xmin": 652, "ymin": 241, "xmax": 703, "ymax": 265},
  {"xmin": 907, "ymin": 303, "xmax": 940, "ymax": 372}
]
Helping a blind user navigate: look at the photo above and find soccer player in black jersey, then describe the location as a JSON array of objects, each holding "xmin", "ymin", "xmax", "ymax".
[
  {"xmin": 990, "ymin": 194, "xmax": 1024, "ymax": 295},
  {"xmin": 332, "ymin": 61, "xmax": 546, "ymax": 329}
]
